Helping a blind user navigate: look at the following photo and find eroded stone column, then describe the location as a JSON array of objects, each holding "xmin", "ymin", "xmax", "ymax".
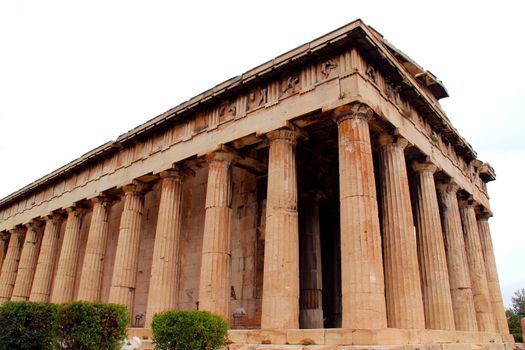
[
  {"xmin": 77, "ymin": 196, "xmax": 115, "ymax": 301},
  {"xmin": 50, "ymin": 207, "xmax": 84, "ymax": 303},
  {"xmin": 0, "ymin": 228, "xmax": 25, "ymax": 301},
  {"xmin": 300, "ymin": 192, "xmax": 324, "ymax": 329},
  {"xmin": 11, "ymin": 222, "xmax": 43, "ymax": 301},
  {"xmin": 436, "ymin": 182, "xmax": 477, "ymax": 331},
  {"xmin": 198, "ymin": 153, "xmax": 235, "ymax": 321},
  {"xmin": 460, "ymin": 200, "xmax": 496, "ymax": 332},
  {"xmin": 146, "ymin": 169, "xmax": 184, "ymax": 326},
  {"xmin": 261, "ymin": 128, "xmax": 300, "ymax": 329},
  {"xmin": 379, "ymin": 135, "xmax": 425, "ymax": 329},
  {"xmin": 477, "ymin": 213, "xmax": 509, "ymax": 334},
  {"xmin": 29, "ymin": 214, "xmax": 63, "ymax": 302},
  {"xmin": 109, "ymin": 181, "xmax": 147, "ymax": 318},
  {"xmin": 412, "ymin": 162, "xmax": 455, "ymax": 330},
  {"xmin": 334, "ymin": 103, "xmax": 387, "ymax": 329}
]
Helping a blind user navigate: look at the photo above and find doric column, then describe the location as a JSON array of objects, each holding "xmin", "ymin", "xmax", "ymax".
[
  {"xmin": 77, "ymin": 195, "xmax": 115, "ymax": 301},
  {"xmin": 477, "ymin": 213, "xmax": 509, "ymax": 334},
  {"xmin": 261, "ymin": 128, "xmax": 300, "ymax": 329},
  {"xmin": 378, "ymin": 135, "xmax": 425, "ymax": 329},
  {"xmin": 436, "ymin": 182, "xmax": 477, "ymax": 331},
  {"xmin": 29, "ymin": 214, "xmax": 63, "ymax": 302},
  {"xmin": 198, "ymin": 152, "xmax": 235, "ymax": 321},
  {"xmin": 0, "ymin": 228, "xmax": 25, "ymax": 301},
  {"xmin": 411, "ymin": 162, "xmax": 455, "ymax": 330},
  {"xmin": 300, "ymin": 191, "xmax": 324, "ymax": 329},
  {"xmin": 460, "ymin": 200, "xmax": 496, "ymax": 332},
  {"xmin": 0, "ymin": 232, "xmax": 8, "ymax": 270},
  {"xmin": 333, "ymin": 103, "xmax": 387, "ymax": 329},
  {"xmin": 146, "ymin": 169, "xmax": 184, "ymax": 326},
  {"xmin": 11, "ymin": 222, "xmax": 43, "ymax": 301},
  {"xmin": 108, "ymin": 181, "xmax": 147, "ymax": 318},
  {"xmin": 50, "ymin": 207, "xmax": 84, "ymax": 303}
]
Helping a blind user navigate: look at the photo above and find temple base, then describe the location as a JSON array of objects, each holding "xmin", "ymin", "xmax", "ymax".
[{"xmin": 128, "ymin": 328, "xmax": 516, "ymax": 350}]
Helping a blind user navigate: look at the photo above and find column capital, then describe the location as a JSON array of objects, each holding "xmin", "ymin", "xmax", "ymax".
[
  {"xmin": 9, "ymin": 227, "xmax": 25, "ymax": 236},
  {"xmin": 43, "ymin": 212, "xmax": 65, "ymax": 225},
  {"xmin": 266, "ymin": 127, "xmax": 301, "ymax": 144},
  {"xmin": 458, "ymin": 198, "xmax": 477, "ymax": 209},
  {"xmin": 120, "ymin": 180, "xmax": 149, "ymax": 195},
  {"xmin": 412, "ymin": 161, "xmax": 438, "ymax": 174},
  {"xmin": 64, "ymin": 206, "xmax": 86, "ymax": 216},
  {"xmin": 332, "ymin": 102, "xmax": 374, "ymax": 124},
  {"xmin": 24, "ymin": 220, "xmax": 43, "ymax": 230},
  {"xmin": 205, "ymin": 150, "xmax": 239, "ymax": 165},
  {"xmin": 436, "ymin": 180, "xmax": 460, "ymax": 194},
  {"xmin": 476, "ymin": 208, "xmax": 492, "ymax": 221},
  {"xmin": 90, "ymin": 194, "xmax": 118, "ymax": 207},
  {"xmin": 1, "ymin": 231, "xmax": 9, "ymax": 240},
  {"xmin": 378, "ymin": 134, "xmax": 409, "ymax": 150}
]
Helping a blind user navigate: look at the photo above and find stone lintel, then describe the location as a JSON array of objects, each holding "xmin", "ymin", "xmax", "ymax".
[
  {"xmin": 436, "ymin": 180, "xmax": 460, "ymax": 194},
  {"xmin": 118, "ymin": 179, "xmax": 150, "ymax": 194},
  {"xmin": 378, "ymin": 134, "xmax": 410, "ymax": 149}
]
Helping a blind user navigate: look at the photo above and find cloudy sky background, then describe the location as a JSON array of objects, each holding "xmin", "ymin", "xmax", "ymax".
[{"xmin": 1, "ymin": 1, "xmax": 523, "ymax": 306}]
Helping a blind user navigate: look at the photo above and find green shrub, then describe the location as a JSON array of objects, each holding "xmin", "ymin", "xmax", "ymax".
[
  {"xmin": 0, "ymin": 301, "xmax": 58, "ymax": 350},
  {"xmin": 152, "ymin": 310, "xmax": 228, "ymax": 350},
  {"xmin": 57, "ymin": 301, "xmax": 128, "ymax": 350}
]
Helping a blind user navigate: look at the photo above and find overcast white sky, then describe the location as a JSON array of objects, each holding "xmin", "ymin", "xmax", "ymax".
[{"xmin": 1, "ymin": 1, "xmax": 523, "ymax": 307}]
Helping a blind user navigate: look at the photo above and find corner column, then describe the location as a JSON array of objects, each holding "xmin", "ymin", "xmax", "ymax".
[
  {"xmin": 261, "ymin": 128, "xmax": 300, "ymax": 329},
  {"xmin": 146, "ymin": 169, "xmax": 184, "ymax": 326},
  {"xmin": 436, "ymin": 182, "xmax": 477, "ymax": 331},
  {"xmin": 334, "ymin": 103, "xmax": 387, "ymax": 329},
  {"xmin": 411, "ymin": 162, "xmax": 455, "ymax": 330},
  {"xmin": 77, "ymin": 195, "xmax": 115, "ymax": 301},
  {"xmin": 0, "ymin": 228, "xmax": 25, "ymax": 301},
  {"xmin": 378, "ymin": 135, "xmax": 425, "ymax": 329},
  {"xmin": 109, "ymin": 181, "xmax": 147, "ymax": 317},
  {"xmin": 300, "ymin": 191, "xmax": 324, "ymax": 329},
  {"xmin": 11, "ymin": 222, "xmax": 43, "ymax": 301},
  {"xmin": 29, "ymin": 214, "xmax": 64, "ymax": 302},
  {"xmin": 50, "ymin": 207, "xmax": 84, "ymax": 303},
  {"xmin": 460, "ymin": 200, "xmax": 496, "ymax": 332},
  {"xmin": 198, "ymin": 152, "xmax": 235, "ymax": 321},
  {"xmin": 477, "ymin": 213, "xmax": 509, "ymax": 334}
]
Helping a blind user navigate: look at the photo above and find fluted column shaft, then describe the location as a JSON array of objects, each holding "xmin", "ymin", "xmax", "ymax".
[
  {"xmin": 379, "ymin": 135, "xmax": 425, "ymax": 329},
  {"xmin": 478, "ymin": 215, "xmax": 509, "ymax": 334},
  {"xmin": 460, "ymin": 202, "xmax": 496, "ymax": 332},
  {"xmin": 0, "ymin": 228, "xmax": 25, "ymax": 301},
  {"xmin": 29, "ymin": 215, "xmax": 63, "ymax": 302},
  {"xmin": 50, "ymin": 207, "xmax": 84, "ymax": 303},
  {"xmin": 412, "ymin": 162, "xmax": 455, "ymax": 330},
  {"xmin": 0, "ymin": 233, "xmax": 8, "ymax": 271},
  {"xmin": 77, "ymin": 196, "xmax": 114, "ymax": 301},
  {"xmin": 146, "ymin": 170, "xmax": 184, "ymax": 326},
  {"xmin": 436, "ymin": 183, "xmax": 477, "ymax": 331},
  {"xmin": 300, "ymin": 192, "xmax": 324, "ymax": 329},
  {"xmin": 334, "ymin": 103, "xmax": 387, "ymax": 329},
  {"xmin": 261, "ymin": 128, "xmax": 300, "ymax": 329},
  {"xmin": 198, "ymin": 153, "xmax": 235, "ymax": 321},
  {"xmin": 11, "ymin": 223, "xmax": 42, "ymax": 301},
  {"xmin": 109, "ymin": 181, "xmax": 146, "ymax": 318}
]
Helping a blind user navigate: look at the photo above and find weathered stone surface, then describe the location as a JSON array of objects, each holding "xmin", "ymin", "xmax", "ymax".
[
  {"xmin": 108, "ymin": 181, "xmax": 147, "ymax": 318},
  {"xmin": 246, "ymin": 330, "xmax": 287, "ymax": 345},
  {"xmin": 11, "ymin": 222, "xmax": 42, "ymax": 300},
  {"xmin": 334, "ymin": 103, "xmax": 387, "ymax": 329},
  {"xmin": 436, "ymin": 182, "xmax": 478, "ymax": 331},
  {"xmin": 77, "ymin": 196, "xmax": 114, "ymax": 301},
  {"xmin": 324, "ymin": 329, "xmax": 353, "ymax": 345},
  {"xmin": 261, "ymin": 128, "xmax": 300, "ymax": 329},
  {"xmin": 477, "ymin": 215, "xmax": 509, "ymax": 334},
  {"xmin": 0, "ymin": 228, "xmax": 25, "ymax": 301},
  {"xmin": 29, "ymin": 214, "xmax": 63, "ymax": 301},
  {"xmin": 50, "ymin": 207, "xmax": 84, "ymax": 303},
  {"xmin": 287, "ymin": 329, "xmax": 325, "ymax": 345},
  {"xmin": 460, "ymin": 202, "xmax": 496, "ymax": 332},
  {"xmin": 198, "ymin": 152, "xmax": 235, "ymax": 320},
  {"xmin": 411, "ymin": 162, "xmax": 455, "ymax": 330},
  {"xmin": 378, "ymin": 135, "xmax": 425, "ymax": 329}
]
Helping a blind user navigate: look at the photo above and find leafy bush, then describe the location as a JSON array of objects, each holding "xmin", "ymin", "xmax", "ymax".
[
  {"xmin": 57, "ymin": 301, "xmax": 128, "ymax": 350},
  {"xmin": 152, "ymin": 310, "xmax": 228, "ymax": 350},
  {"xmin": 0, "ymin": 301, "xmax": 58, "ymax": 350}
]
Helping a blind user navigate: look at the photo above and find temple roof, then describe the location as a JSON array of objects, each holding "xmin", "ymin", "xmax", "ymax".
[{"xmin": 0, "ymin": 19, "xmax": 479, "ymax": 208}]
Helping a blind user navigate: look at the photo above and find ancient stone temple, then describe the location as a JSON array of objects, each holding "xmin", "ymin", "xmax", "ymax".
[{"xmin": 0, "ymin": 19, "xmax": 514, "ymax": 350}]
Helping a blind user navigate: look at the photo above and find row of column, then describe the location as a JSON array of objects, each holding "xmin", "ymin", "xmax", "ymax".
[{"xmin": 0, "ymin": 102, "xmax": 509, "ymax": 335}]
